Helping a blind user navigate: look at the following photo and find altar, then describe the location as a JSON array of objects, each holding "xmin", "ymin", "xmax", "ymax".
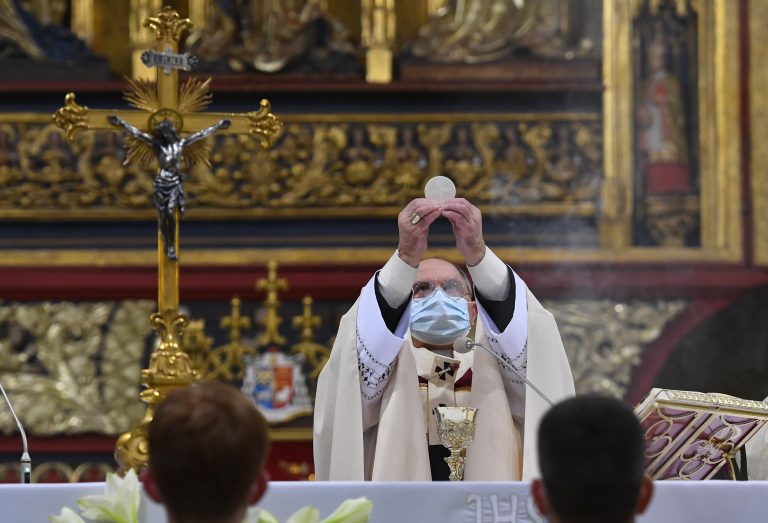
[{"xmin": 1, "ymin": 481, "xmax": 766, "ymax": 523}]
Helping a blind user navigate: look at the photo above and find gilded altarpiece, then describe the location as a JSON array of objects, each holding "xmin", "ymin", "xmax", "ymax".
[
  {"xmin": 0, "ymin": 0, "xmax": 742, "ymax": 265},
  {"xmin": 0, "ymin": 0, "xmax": 751, "ymax": 481}
]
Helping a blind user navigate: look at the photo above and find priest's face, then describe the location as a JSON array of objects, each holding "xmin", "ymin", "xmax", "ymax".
[{"xmin": 411, "ymin": 258, "xmax": 477, "ymax": 349}]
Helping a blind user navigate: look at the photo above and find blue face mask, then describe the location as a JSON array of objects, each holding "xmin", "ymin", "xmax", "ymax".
[{"xmin": 409, "ymin": 288, "xmax": 471, "ymax": 346}]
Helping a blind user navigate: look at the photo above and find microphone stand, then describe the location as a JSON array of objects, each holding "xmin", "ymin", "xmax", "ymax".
[
  {"xmin": 0, "ymin": 382, "xmax": 31, "ymax": 483},
  {"xmin": 454, "ymin": 337, "xmax": 554, "ymax": 407}
]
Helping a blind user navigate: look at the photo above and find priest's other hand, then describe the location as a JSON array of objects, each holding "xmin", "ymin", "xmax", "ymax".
[
  {"xmin": 441, "ymin": 198, "xmax": 486, "ymax": 267},
  {"xmin": 397, "ymin": 198, "xmax": 441, "ymax": 268}
]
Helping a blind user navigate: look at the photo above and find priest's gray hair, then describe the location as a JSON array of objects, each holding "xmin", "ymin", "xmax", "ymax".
[{"xmin": 422, "ymin": 257, "xmax": 474, "ymax": 299}]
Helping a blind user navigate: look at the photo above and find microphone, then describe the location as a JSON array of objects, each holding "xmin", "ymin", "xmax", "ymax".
[
  {"xmin": 453, "ymin": 336, "xmax": 554, "ymax": 407},
  {"xmin": 0, "ymin": 382, "xmax": 31, "ymax": 483}
]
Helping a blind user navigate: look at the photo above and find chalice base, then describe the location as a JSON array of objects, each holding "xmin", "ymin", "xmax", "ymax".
[{"xmin": 444, "ymin": 449, "xmax": 467, "ymax": 481}]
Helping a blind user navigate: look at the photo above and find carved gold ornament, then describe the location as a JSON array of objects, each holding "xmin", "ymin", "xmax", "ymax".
[
  {"xmin": 143, "ymin": 5, "xmax": 192, "ymax": 43},
  {"xmin": 248, "ymin": 101, "xmax": 284, "ymax": 148},
  {"xmin": 116, "ymin": 309, "xmax": 198, "ymax": 473},
  {"xmin": 52, "ymin": 94, "xmax": 89, "ymax": 145},
  {"xmin": 546, "ymin": 299, "xmax": 687, "ymax": 398},
  {"xmin": 0, "ymin": 116, "xmax": 601, "ymax": 217}
]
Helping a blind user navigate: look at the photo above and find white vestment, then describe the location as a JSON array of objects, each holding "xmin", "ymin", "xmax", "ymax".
[{"xmin": 314, "ymin": 269, "xmax": 574, "ymax": 481}]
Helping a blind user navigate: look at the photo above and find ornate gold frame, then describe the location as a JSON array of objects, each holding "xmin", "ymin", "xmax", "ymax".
[
  {"xmin": 602, "ymin": 0, "xmax": 742, "ymax": 261},
  {"xmin": 750, "ymin": 0, "xmax": 768, "ymax": 265}
]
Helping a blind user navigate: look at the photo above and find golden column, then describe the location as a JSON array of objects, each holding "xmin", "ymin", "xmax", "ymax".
[{"xmin": 362, "ymin": 0, "xmax": 396, "ymax": 83}]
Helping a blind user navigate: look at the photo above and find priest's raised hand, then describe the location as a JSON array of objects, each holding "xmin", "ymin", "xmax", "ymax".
[{"xmin": 395, "ymin": 198, "xmax": 441, "ymax": 268}]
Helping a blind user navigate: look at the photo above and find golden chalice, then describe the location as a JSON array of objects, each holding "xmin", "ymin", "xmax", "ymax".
[{"xmin": 433, "ymin": 406, "xmax": 478, "ymax": 481}]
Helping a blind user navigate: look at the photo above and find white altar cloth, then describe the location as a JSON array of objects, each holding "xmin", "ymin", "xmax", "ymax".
[{"xmin": 1, "ymin": 480, "xmax": 767, "ymax": 523}]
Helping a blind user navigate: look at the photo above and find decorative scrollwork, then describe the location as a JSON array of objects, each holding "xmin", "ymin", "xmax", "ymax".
[
  {"xmin": 0, "ymin": 300, "xmax": 154, "ymax": 436},
  {"xmin": 117, "ymin": 309, "xmax": 196, "ymax": 473},
  {"xmin": 677, "ymin": 415, "xmax": 754, "ymax": 480},
  {"xmin": 143, "ymin": 6, "xmax": 192, "ymax": 43},
  {"xmin": 247, "ymin": 100, "xmax": 284, "ymax": 148},
  {"xmin": 145, "ymin": 310, "xmax": 193, "ymax": 379},
  {"xmin": 667, "ymin": 390, "xmax": 768, "ymax": 412},
  {"xmin": 410, "ymin": 0, "xmax": 595, "ymax": 63},
  {"xmin": 52, "ymin": 93, "xmax": 88, "ymax": 145},
  {"xmin": 0, "ymin": 116, "xmax": 605, "ymax": 215},
  {"xmin": 545, "ymin": 299, "xmax": 687, "ymax": 397}
]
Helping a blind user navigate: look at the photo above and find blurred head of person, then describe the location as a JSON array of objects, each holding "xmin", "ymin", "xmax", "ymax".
[
  {"xmin": 532, "ymin": 395, "xmax": 653, "ymax": 523},
  {"xmin": 143, "ymin": 382, "xmax": 270, "ymax": 523}
]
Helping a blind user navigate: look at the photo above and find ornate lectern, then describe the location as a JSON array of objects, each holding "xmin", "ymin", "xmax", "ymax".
[{"xmin": 636, "ymin": 388, "xmax": 768, "ymax": 480}]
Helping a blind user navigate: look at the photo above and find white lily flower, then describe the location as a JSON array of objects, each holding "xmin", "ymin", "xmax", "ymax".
[
  {"xmin": 286, "ymin": 506, "xmax": 320, "ymax": 523},
  {"xmin": 77, "ymin": 469, "xmax": 140, "ymax": 523},
  {"xmin": 320, "ymin": 498, "xmax": 373, "ymax": 523},
  {"xmin": 49, "ymin": 507, "xmax": 87, "ymax": 523}
]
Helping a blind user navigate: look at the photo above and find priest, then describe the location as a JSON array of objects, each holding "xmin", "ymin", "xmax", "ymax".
[{"xmin": 314, "ymin": 197, "xmax": 574, "ymax": 480}]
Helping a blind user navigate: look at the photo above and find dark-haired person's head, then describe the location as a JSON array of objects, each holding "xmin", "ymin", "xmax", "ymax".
[
  {"xmin": 143, "ymin": 382, "xmax": 270, "ymax": 523},
  {"xmin": 532, "ymin": 395, "xmax": 653, "ymax": 523}
]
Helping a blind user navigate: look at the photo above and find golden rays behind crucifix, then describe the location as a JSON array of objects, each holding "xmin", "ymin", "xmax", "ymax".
[{"xmin": 121, "ymin": 76, "xmax": 217, "ymax": 168}]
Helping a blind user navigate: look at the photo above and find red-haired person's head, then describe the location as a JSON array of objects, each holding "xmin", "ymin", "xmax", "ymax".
[{"xmin": 143, "ymin": 382, "xmax": 270, "ymax": 523}]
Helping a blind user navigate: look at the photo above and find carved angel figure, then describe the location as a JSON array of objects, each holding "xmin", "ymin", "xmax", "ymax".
[{"xmin": 108, "ymin": 115, "xmax": 230, "ymax": 260}]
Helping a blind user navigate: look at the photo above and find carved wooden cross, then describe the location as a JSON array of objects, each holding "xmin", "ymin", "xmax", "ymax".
[{"xmin": 51, "ymin": 6, "xmax": 282, "ymax": 473}]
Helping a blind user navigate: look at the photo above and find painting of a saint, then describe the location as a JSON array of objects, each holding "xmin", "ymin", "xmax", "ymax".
[
  {"xmin": 636, "ymin": 34, "xmax": 691, "ymax": 195},
  {"xmin": 632, "ymin": 4, "xmax": 700, "ymax": 247}
]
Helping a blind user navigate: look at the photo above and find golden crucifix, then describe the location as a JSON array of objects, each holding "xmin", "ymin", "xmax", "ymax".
[{"xmin": 52, "ymin": 6, "xmax": 282, "ymax": 473}]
